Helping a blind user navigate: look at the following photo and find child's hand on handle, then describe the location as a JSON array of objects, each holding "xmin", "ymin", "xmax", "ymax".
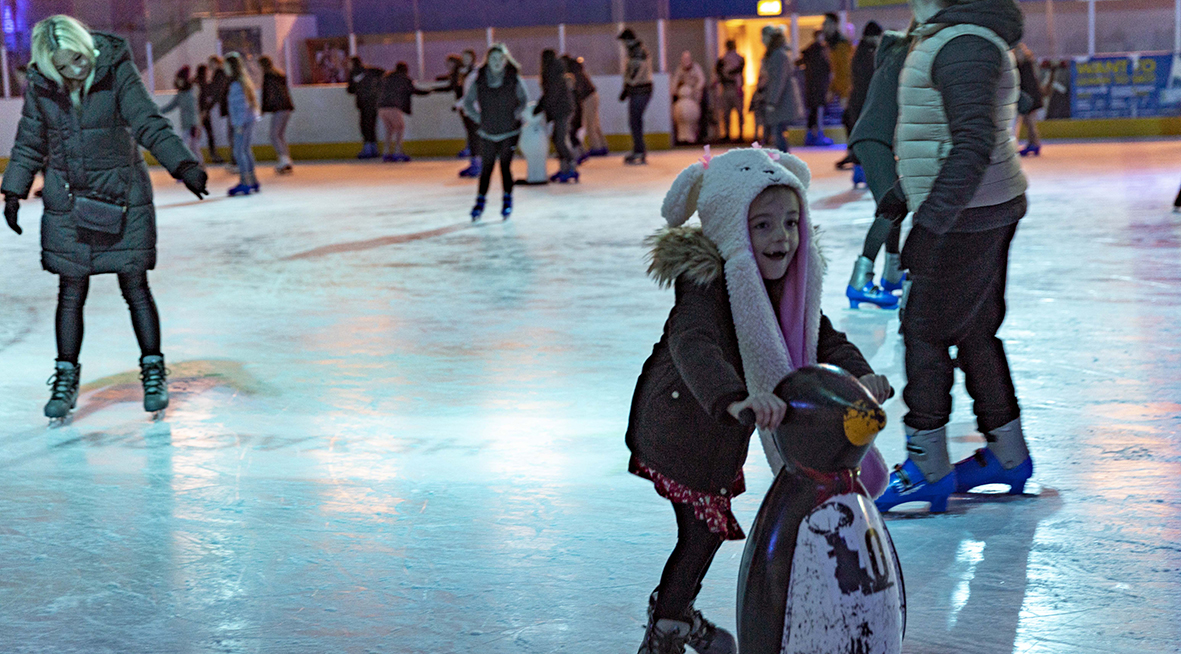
[
  {"xmin": 729, "ymin": 393, "xmax": 788, "ymax": 431},
  {"xmin": 858, "ymin": 374, "xmax": 893, "ymax": 404}
]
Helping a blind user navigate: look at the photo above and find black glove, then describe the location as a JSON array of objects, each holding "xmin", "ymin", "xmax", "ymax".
[
  {"xmin": 4, "ymin": 193, "xmax": 20, "ymax": 235},
  {"xmin": 900, "ymin": 223, "xmax": 939, "ymax": 274},
  {"xmin": 619, "ymin": 87, "xmax": 629, "ymax": 102},
  {"xmin": 532, "ymin": 104, "xmax": 543, "ymax": 116},
  {"xmin": 178, "ymin": 163, "xmax": 209, "ymax": 200},
  {"xmin": 875, "ymin": 184, "xmax": 909, "ymax": 225}
]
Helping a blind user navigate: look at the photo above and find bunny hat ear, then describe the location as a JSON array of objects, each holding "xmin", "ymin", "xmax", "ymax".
[
  {"xmin": 771, "ymin": 150, "xmax": 811, "ymax": 189},
  {"xmin": 661, "ymin": 161, "xmax": 706, "ymax": 227}
]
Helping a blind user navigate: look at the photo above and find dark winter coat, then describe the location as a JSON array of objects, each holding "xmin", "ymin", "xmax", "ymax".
[
  {"xmin": 261, "ymin": 70, "xmax": 294, "ymax": 113},
  {"xmin": 378, "ymin": 70, "xmax": 430, "ymax": 113},
  {"xmin": 849, "ymin": 33, "xmax": 911, "ymax": 203},
  {"xmin": 1, "ymin": 32, "xmax": 199, "ymax": 277},
  {"xmin": 205, "ymin": 68, "xmax": 229, "ymax": 118},
  {"xmin": 797, "ymin": 41, "xmax": 832, "ymax": 107},
  {"xmin": 1017, "ymin": 59, "xmax": 1043, "ymax": 113},
  {"xmin": 346, "ymin": 65, "xmax": 384, "ymax": 109},
  {"xmin": 625, "ymin": 229, "xmax": 873, "ymax": 495},
  {"xmin": 845, "ymin": 39, "xmax": 878, "ymax": 129},
  {"xmin": 537, "ymin": 58, "xmax": 574, "ymax": 120}
]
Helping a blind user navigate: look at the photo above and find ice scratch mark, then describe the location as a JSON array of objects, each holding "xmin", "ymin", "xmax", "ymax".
[{"xmin": 282, "ymin": 223, "xmax": 472, "ymax": 260}]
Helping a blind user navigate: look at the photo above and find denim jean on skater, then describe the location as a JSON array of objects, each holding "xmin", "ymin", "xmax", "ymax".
[{"xmin": 629, "ymin": 89, "xmax": 652, "ymax": 154}]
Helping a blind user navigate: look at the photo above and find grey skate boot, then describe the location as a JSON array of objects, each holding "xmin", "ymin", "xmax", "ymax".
[
  {"xmin": 647, "ymin": 589, "xmax": 736, "ymax": 654},
  {"xmin": 44, "ymin": 361, "xmax": 81, "ymax": 424},
  {"xmin": 139, "ymin": 354, "xmax": 169, "ymax": 418}
]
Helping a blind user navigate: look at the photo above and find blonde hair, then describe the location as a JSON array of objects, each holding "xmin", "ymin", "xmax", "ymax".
[
  {"xmin": 224, "ymin": 52, "xmax": 258, "ymax": 112},
  {"xmin": 31, "ymin": 15, "xmax": 98, "ymax": 102}
]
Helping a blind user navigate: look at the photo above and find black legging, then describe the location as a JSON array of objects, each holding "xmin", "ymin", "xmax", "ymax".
[
  {"xmin": 550, "ymin": 112, "xmax": 574, "ymax": 165},
  {"xmin": 359, "ymin": 103, "xmax": 379, "ymax": 143},
  {"xmin": 654, "ymin": 501, "xmax": 724, "ymax": 620},
  {"xmin": 477, "ymin": 136, "xmax": 518, "ymax": 196},
  {"xmin": 861, "ymin": 217, "xmax": 902, "ymax": 260},
  {"xmin": 806, "ymin": 103, "xmax": 823, "ymax": 130},
  {"xmin": 56, "ymin": 273, "xmax": 161, "ymax": 364},
  {"xmin": 202, "ymin": 114, "xmax": 218, "ymax": 159}
]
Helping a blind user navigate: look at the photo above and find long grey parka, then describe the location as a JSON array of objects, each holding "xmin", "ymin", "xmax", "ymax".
[{"xmin": 1, "ymin": 32, "xmax": 199, "ymax": 277}]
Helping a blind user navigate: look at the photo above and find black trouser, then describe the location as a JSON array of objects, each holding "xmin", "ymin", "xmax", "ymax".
[
  {"xmin": 462, "ymin": 114, "xmax": 480, "ymax": 154},
  {"xmin": 806, "ymin": 103, "xmax": 823, "ymax": 130},
  {"xmin": 359, "ymin": 103, "xmax": 378, "ymax": 143},
  {"xmin": 202, "ymin": 113, "xmax": 219, "ymax": 160},
  {"xmin": 654, "ymin": 502, "xmax": 724, "ymax": 621},
  {"xmin": 477, "ymin": 135, "xmax": 518, "ymax": 196},
  {"xmin": 56, "ymin": 272, "xmax": 161, "ymax": 364},
  {"xmin": 902, "ymin": 222, "xmax": 1021, "ymax": 433},
  {"xmin": 570, "ymin": 102, "xmax": 584, "ymax": 149},
  {"xmin": 862, "ymin": 217, "xmax": 902, "ymax": 260},
  {"xmin": 550, "ymin": 112, "xmax": 574, "ymax": 166},
  {"xmin": 628, "ymin": 89, "xmax": 652, "ymax": 154}
]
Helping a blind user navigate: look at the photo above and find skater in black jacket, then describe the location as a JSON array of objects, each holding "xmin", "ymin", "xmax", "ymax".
[{"xmin": 461, "ymin": 44, "xmax": 529, "ymax": 221}]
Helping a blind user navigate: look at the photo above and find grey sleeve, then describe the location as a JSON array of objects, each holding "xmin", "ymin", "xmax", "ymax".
[{"xmin": 461, "ymin": 80, "xmax": 480, "ymax": 123}]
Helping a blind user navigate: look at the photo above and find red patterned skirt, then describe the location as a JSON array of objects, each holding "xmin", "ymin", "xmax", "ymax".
[{"xmin": 630, "ymin": 456, "xmax": 747, "ymax": 541}]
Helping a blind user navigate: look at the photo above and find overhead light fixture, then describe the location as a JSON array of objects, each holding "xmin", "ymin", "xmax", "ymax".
[{"xmin": 757, "ymin": 0, "xmax": 784, "ymax": 16}]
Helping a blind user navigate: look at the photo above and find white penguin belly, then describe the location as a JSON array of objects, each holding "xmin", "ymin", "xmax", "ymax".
[{"xmin": 781, "ymin": 493, "xmax": 903, "ymax": 654}]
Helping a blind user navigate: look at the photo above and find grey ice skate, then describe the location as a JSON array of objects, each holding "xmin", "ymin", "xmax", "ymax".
[{"xmin": 44, "ymin": 361, "xmax": 81, "ymax": 426}]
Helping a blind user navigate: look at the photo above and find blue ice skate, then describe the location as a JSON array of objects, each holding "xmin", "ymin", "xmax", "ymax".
[
  {"xmin": 458, "ymin": 158, "xmax": 481, "ymax": 178},
  {"xmin": 875, "ymin": 459, "xmax": 956, "ymax": 514},
  {"xmin": 846, "ymin": 256, "xmax": 898, "ymax": 309},
  {"xmin": 228, "ymin": 183, "xmax": 252, "ymax": 196},
  {"xmin": 501, "ymin": 194, "xmax": 512, "ymax": 219},
  {"xmin": 852, "ymin": 165, "xmax": 867, "ymax": 187},
  {"xmin": 954, "ymin": 448, "xmax": 1033, "ymax": 494},
  {"xmin": 471, "ymin": 194, "xmax": 485, "ymax": 221}
]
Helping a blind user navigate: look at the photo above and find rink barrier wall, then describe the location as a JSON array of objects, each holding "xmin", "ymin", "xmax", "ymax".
[{"xmin": 0, "ymin": 73, "xmax": 673, "ymax": 168}]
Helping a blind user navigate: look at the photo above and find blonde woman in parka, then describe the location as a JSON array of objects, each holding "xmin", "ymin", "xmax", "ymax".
[{"xmin": 1, "ymin": 15, "xmax": 208, "ymax": 422}]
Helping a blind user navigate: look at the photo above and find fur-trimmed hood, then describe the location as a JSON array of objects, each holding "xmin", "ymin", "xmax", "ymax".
[{"xmin": 653, "ymin": 146, "xmax": 826, "ymax": 473}]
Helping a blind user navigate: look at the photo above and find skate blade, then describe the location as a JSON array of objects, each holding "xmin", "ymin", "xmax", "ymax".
[
  {"xmin": 151, "ymin": 409, "xmax": 167, "ymax": 422},
  {"xmin": 47, "ymin": 414, "xmax": 73, "ymax": 428}
]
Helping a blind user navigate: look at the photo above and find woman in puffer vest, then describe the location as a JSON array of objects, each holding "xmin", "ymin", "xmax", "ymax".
[{"xmin": 1, "ymin": 15, "xmax": 208, "ymax": 422}]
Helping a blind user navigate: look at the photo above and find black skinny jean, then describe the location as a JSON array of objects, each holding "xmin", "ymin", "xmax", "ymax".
[
  {"xmin": 628, "ymin": 89, "xmax": 652, "ymax": 154},
  {"xmin": 654, "ymin": 501, "xmax": 724, "ymax": 621},
  {"xmin": 549, "ymin": 112, "xmax": 574, "ymax": 165},
  {"xmin": 902, "ymin": 222, "xmax": 1021, "ymax": 433},
  {"xmin": 56, "ymin": 273, "xmax": 161, "ymax": 364},
  {"xmin": 359, "ymin": 103, "xmax": 379, "ymax": 143},
  {"xmin": 477, "ymin": 135, "xmax": 518, "ymax": 197}
]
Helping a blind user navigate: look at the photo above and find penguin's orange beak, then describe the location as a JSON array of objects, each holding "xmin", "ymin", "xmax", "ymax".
[{"xmin": 844, "ymin": 402, "xmax": 886, "ymax": 446}]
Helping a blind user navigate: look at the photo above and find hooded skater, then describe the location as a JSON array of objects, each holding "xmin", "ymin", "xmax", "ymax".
[
  {"xmin": 1, "ymin": 14, "xmax": 208, "ymax": 423},
  {"xmin": 619, "ymin": 28, "xmax": 653, "ymax": 165},
  {"xmin": 876, "ymin": 0, "xmax": 1034, "ymax": 513},
  {"xmin": 259, "ymin": 55, "xmax": 295, "ymax": 174},
  {"xmin": 625, "ymin": 146, "xmax": 890, "ymax": 654},
  {"xmin": 159, "ymin": 66, "xmax": 202, "ymax": 162},
  {"xmin": 347, "ymin": 56, "xmax": 385, "ymax": 159},
  {"xmin": 845, "ymin": 22, "xmax": 915, "ymax": 310},
  {"xmin": 462, "ymin": 43, "xmax": 529, "ymax": 221},
  {"xmin": 534, "ymin": 49, "xmax": 578, "ymax": 182}
]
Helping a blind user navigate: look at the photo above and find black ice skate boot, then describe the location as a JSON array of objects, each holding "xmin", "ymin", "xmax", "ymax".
[
  {"xmin": 471, "ymin": 194, "xmax": 486, "ymax": 222},
  {"xmin": 1174, "ymin": 186, "xmax": 1181, "ymax": 212},
  {"xmin": 44, "ymin": 361, "xmax": 81, "ymax": 424},
  {"xmin": 647, "ymin": 589, "xmax": 736, "ymax": 654},
  {"xmin": 139, "ymin": 354, "xmax": 169, "ymax": 418},
  {"xmin": 637, "ymin": 616, "xmax": 691, "ymax": 654},
  {"xmin": 501, "ymin": 193, "xmax": 512, "ymax": 220}
]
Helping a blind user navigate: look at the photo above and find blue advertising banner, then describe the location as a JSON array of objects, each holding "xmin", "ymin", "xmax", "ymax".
[{"xmin": 1072, "ymin": 53, "xmax": 1181, "ymax": 119}]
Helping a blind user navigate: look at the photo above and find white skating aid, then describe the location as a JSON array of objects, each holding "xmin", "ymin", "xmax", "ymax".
[
  {"xmin": 518, "ymin": 102, "xmax": 550, "ymax": 184},
  {"xmin": 782, "ymin": 494, "xmax": 904, "ymax": 654}
]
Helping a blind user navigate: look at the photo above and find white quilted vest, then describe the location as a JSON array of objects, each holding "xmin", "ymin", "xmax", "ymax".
[{"xmin": 895, "ymin": 23, "xmax": 1027, "ymax": 214}]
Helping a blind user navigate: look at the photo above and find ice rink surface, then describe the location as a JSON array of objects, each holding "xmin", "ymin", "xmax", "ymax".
[{"xmin": 1, "ymin": 142, "xmax": 1179, "ymax": 653}]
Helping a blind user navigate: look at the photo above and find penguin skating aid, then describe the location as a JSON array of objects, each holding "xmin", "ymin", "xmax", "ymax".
[{"xmin": 738, "ymin": 365, "xmax": 905, "ymax": 654}]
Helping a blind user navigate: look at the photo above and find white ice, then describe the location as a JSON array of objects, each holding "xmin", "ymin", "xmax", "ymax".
[{"xmin": 1, "ymin": 143, "xmax": 1179, "ymax": 653}]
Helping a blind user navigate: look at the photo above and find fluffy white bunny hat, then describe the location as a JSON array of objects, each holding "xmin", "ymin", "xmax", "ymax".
[{"xmin": 661, "ymin": 145, "xmax": 825, "ymax": 472}]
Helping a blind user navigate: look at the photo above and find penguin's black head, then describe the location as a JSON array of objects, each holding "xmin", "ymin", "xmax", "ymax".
[{"xmin": 770, "ymin": 365, "xmax": 886, "ymax": 473}]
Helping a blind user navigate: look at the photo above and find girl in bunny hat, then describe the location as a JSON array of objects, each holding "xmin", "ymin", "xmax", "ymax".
[{"xmin": 624, "ymin": 146, "xmax": 891, "ymax": 654}]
